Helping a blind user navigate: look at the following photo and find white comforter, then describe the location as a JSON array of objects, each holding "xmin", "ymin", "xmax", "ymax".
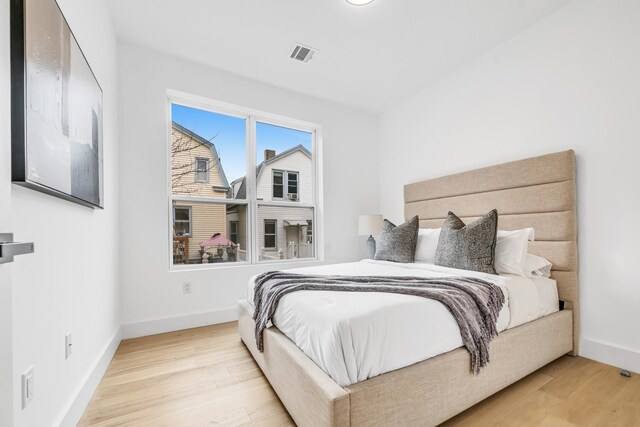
[{"xmin": 247, "ymin": 260, "xmax": 558, "ymax": 387}]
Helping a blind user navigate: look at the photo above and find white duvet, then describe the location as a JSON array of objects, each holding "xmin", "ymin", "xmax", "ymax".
[{"xmin": 246, "ymin": 260, "xmax": 558, "ymax": 387}]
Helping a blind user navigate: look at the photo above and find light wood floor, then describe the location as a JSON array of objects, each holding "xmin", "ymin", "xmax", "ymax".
[{"xmin": 79, "ymin": 322, "xmax": 640, "ymax": 427}]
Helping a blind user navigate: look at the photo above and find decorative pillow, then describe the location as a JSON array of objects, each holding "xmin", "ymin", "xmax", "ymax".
[
  {"xmin": 494, "ymin": 228, "xmax": 535, "ymax": 277},
  {"xmin": 374, "ymin": 216, "xmax": 419, "ymax": 263},
  {"xmin": 434, "ymin": 210, "xmax": 498, "ymax": 274},
  {"xmin": 524, "ymin": 253, "xmax": 553, "ymax": 278},
  {"xmin": 415, "ymin": 228, "xmax": 441, "ymax": 263}
]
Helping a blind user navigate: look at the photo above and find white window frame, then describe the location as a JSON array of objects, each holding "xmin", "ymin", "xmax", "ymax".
[
  {"xmin": 272, "ymin": 170, "xmax": 285, "ymax": 199},
  {"xmin": 263, "ymin": 219, "xmax": 278, "ymax": 250},
  {"xmin": 194, "ymin": 157, "xmax": 210, "ymax": 183},
  {"xmin": 272, "ymin": 169, "xmax": 299, "ymax": 201},
  {"xmin": 173, "ymin": 205, "xmax": 192, "ymax": 236},
  {"xmin": 167, "ymin": 90, "xmax": 324, "ymax": 271}
]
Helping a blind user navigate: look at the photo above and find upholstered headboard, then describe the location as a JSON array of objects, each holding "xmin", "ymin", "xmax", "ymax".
[{"xmin": 404, "ymin": 150, "xmax": 579, "ymax": 354}]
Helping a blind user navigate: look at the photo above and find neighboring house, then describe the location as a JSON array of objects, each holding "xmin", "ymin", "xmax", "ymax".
[
  {"xmin": 171, "ymin": 122, "xmax": 230, "ymax": 263},
  {"xmin": 228, "ymin": 145, "xmax": 313, "ymax": 260}
]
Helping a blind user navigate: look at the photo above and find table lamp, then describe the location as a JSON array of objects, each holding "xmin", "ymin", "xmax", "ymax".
[{"xmin": 358, "ymin": 214, "xmax": 383, "ymax": 259}]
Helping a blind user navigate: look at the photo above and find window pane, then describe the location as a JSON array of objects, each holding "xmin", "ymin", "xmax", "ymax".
[
  {"xmin": 288, "ymin": 172, "xmax": 298, "ymax": 196},
  {"xmin": 256, "ymin": 122, "xmax": 312, "ymax": 202},
  {"xmin": 258, "ymin": 205, "xmax": 314, "ymax": 261},
  {"xmin": 174, "ymin": 222, "xmax": 190, "ymax": 236},
  {"xmin": 174, "ymin": 207, "xmax": 190, "ymax": 221},
  {"xmin": 172, "ymin": 202, "xmax": 248, "ymax": 265},
  {"xmin": 264, "ymin": 235, "xmax": 276, "ymax": 249},
  {"xmin": 265, "ymin": 221, "xmax": 276, "ymax": 234},
  {"xmin": 273, "ymin": 185, "xmax": 283, "ymax": 199},
  {"xmin": 171, "ymin": 104, "xmax": 246, "ymax": 200}
]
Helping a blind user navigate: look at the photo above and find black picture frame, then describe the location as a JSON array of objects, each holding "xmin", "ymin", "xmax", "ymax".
[{"xmin": 10, "ymin": 0, "xmax": 104, "ymax": 209}]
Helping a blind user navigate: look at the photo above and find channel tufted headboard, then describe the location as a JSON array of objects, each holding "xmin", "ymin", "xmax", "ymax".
[{"xmin": 404, "ymin": 150, "xmax": 579, "ymax": 354}]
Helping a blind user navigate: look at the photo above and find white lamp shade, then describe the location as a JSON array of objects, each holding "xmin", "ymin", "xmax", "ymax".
[
  {"xmin": 346, "ymin": 0, "xmax": 375, "ymax": 5},
  {"xmin": 358, "ymin": 214, "xmax": 383, "ymax": 236}
]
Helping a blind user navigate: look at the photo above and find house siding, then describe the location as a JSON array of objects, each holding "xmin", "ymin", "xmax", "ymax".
[
  {"xmin": 171, "ymin": 125, "xmax": 229, "ymax": 263},
  {"xmin": 257, "ymin": 150, "xmax": 312, "ymax": 203},
  {"xmin": 171, "ymin": 127, "xmax": 228, "ymax": 198},
  {"xmin": 174, "ymin": 201, "xmax": 227, "ymax": 260},
  {"xmin": 254, "ymin": 148, "xmax": 314, "ymax": 260},
  {"xmin": 227, "ymin": 205, "xmax": 248, "ymax": 261},
  {"xmin": 257, "ymin": 205, "xmax": 313, "ymax": 259}
]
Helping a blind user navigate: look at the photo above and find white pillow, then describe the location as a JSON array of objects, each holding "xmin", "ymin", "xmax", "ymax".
[
  {"xmin": 494, "ymin": 228, "xmax": 535, "ymax": 277},
  {"xmin": 415, "ymin": 228, "xmax": 441, "ymax": 263},
  {"xmin": 524, "ymin": 253, "xmax": 553, "ymax": 278}
]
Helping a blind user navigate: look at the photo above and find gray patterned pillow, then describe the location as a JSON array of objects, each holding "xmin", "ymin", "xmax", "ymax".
[
  {"xmin": 374, "ymin": 216, "xmax": 419, "ymax": 263},
  {"xmin": 434, "ymin": 210, "xmax": 498, "ymax": 274}
]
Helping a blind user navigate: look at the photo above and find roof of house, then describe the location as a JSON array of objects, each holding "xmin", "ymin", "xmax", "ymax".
[
  {"xmin": 229, "ymin": 144, "xmax": 311, "ymax": 199},
  {"xmin": 172, "ymin": 121, "xmax": 230, "ymax": 189}
]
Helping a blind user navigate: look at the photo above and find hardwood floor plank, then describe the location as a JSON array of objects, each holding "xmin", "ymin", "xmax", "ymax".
[
  {"xmin": 441, "ymin": 371, "xmax": 555, "ymax": 426},
  {"xmin": 79, "ymin": 323, "xmax": 640, "ymax": 426},
  {"xmin": 545, "ymin": 364, "xmax": 628, "ymax": 426}
]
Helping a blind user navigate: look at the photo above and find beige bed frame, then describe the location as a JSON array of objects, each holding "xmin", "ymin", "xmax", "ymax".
[{"xmin": 239, "ymin": 150, "xmax": 578, "ymax": 426}]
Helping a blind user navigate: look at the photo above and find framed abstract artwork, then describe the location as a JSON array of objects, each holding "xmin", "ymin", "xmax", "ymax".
[{"xmin": 10, "ymin": 0, "xmax": 104, "ymax": 209}]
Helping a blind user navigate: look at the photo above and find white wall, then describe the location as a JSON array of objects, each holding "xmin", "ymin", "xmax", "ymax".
[
  {"xmin": 1, "ymin": 0, "xmax": 121, "ymax": 425},
  {"xmin": 0, "ymin": 2, "xmax": 14, "ymax": 426},
  {"xmin": 379, "ymin": 0, "xmax": 640, "ymax": 372},
  {"xmin": 118, "ymin": 43, "xmax": 379, "ymax": 336}
]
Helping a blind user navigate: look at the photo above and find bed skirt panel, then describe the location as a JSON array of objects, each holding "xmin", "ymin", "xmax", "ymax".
[
  {"xmin": 238, "ymin": 299, "xmax": 572, "ymax": 427},
  {"xmin": 345, "ymin": 309, "xmax": 573, "ymax": 426},
  {"xmin": 238, "ymin": 300, "xmax": 350, "ymax": 427}
]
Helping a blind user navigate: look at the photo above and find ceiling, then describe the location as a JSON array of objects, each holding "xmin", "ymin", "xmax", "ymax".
[{"xmin": 107, "ymin": 0, "xmax": 572, "ymax": 113}]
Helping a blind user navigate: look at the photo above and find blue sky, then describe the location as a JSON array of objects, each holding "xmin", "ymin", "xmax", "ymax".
[{"xmin": 172, "ymin": 104, "xmax": 312, "ymax": 183}]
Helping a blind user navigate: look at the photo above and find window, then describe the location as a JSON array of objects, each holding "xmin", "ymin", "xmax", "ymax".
[
  {"xmin": 287, "ymin": 172, "xmax": 299, "ymax": 200},
  {"xmin": 272, "ymin": 170, "xmax": 298, "ymax": 201},
  {"xmin": 229, "ymin": 221, "xmax": 238, "ymax": 244},
  {"xmin": 264, "ymin": 220, "xmax": 277, "ymax": 250},
  {"xmin": 173, "ymin": 206, "xmax": 191, "ymax": 236},
  {"xmin": 194, "ymin": 158, "xmax": 209, "ymax": 183},
  {"xmin": 272, "ymin": 171, "xmax": 283, "ymax": 198},
  {"xmin": 169, "ymin": 94, "xmax": 321, "ymax": 268}
]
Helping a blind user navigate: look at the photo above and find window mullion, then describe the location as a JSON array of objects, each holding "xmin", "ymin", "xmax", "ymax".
[{"xmin": 247, "ymin": 115, "xmax": 257, "ymax": 264}]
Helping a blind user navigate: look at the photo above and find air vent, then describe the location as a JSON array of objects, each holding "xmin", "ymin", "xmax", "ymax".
[{"xmin": 289, "ymin": 43, "xmax": 316, "ymax": 63}]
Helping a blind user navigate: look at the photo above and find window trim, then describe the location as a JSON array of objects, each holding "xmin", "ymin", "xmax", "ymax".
[
  {"xmin": 167, "ymin": 89, "xmax": 324, "ymax": 271},
  {"xmin": 194, "ymin": 157, "xmax": 210, "ymax": 183}
]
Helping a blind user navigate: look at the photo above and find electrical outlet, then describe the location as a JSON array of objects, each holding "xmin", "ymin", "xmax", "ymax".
[
  {"xmin": 22, "ymin": 366, "xmax": 34, "ymax": 409},
  {"xmin": 65, "ymin": 332, "xmax": 73, "ymax": 359},
  {"xmin": 183, "ymin": 282, "xmax": 192, "ymax": 294}
]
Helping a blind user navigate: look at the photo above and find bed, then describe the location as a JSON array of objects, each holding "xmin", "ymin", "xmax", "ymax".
[{"xmin": 238, "ymin": 150, "xmax": 578, "ymax": 426}]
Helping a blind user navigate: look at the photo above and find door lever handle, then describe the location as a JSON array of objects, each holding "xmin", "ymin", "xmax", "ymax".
[{"xmin": 0, "ymin": 233, "xmax": 35, "ymax": 264}]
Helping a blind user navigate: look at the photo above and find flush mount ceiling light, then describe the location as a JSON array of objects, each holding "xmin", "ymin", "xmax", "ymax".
[{"xmin": 346, "ymin": 0, "xmax": 375, "ymax": 5}]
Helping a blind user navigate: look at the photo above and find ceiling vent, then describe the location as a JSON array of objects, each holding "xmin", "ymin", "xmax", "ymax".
[{"xmin": 289, "ymin": 43, "xmax": 316, "ymax": 63}]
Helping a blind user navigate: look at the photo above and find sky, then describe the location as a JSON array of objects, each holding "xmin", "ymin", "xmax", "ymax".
[{"xmin": 171, "ymin": 104, "xmax": 312, "ymax": 183}]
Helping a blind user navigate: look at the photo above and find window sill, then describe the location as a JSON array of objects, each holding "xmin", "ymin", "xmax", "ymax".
[{"xmin": 169, "ymin": 256, "xmax": 323, "ymax": 273}]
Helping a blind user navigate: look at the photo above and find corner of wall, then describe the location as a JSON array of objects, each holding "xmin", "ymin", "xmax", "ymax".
[{"xmin": 56, "ymin": 327, "xmax": 122, "ymax": 427}]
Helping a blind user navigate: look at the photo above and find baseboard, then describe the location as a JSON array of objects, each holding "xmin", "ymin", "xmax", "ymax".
[
  {"xmin": 122, "ymin": 307, "xmax": 238, "ymax": 339},
  {"xmin": 57, "ymin": 326, "xmax": 122, "ymax": 427},
  {"xmin": 581, "ymin": 338, "xmax": 640, "ymax": 374}
]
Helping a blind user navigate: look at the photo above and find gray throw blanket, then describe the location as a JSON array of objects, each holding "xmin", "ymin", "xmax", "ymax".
[{"xmin": 252, "ymin": 271, "xmax": 505, "ymax": 375}]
